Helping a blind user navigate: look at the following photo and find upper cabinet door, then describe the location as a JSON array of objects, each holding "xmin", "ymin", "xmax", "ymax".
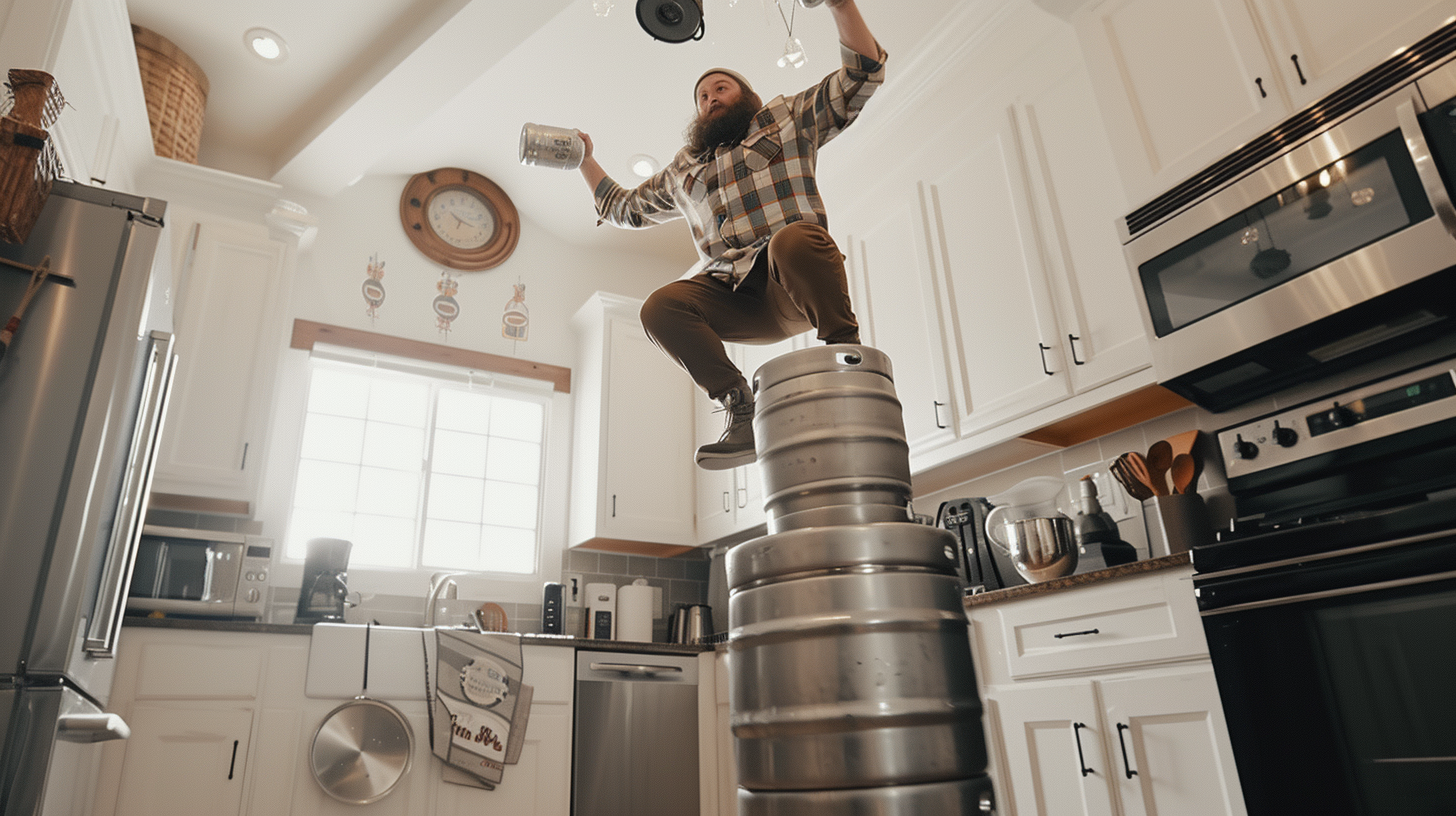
[
  {"xmin": 1016, "ymin": 47, "xmax": 1150, "ymax": 394},
  {"xmin": 925, "ymin": 107, "xmax": 1072, "ymax": 439},
  {"xmin": 1075, "ymin": 0, "xmax": 1291, "ymax": 203},
  {"xmin": 844, "ymin": 186, "xmax": 958, "ymax": 458},
  {"xmin": 1250, "ymin": 0, "xmax": 1456, "ymax": 109}
]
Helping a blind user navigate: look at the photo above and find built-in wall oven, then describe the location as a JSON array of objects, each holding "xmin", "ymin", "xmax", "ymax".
[
  {"xmin": 1193, "ymin": 356, "xmax": 1456, "ymax": 815},
  {"xmin": 1122, "ymin": 22, "xmax": 1456, "ymax": 412}
]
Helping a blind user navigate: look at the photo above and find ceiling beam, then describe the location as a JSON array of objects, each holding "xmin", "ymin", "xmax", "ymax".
[{"xmin": 270, "ymin": 0, "xmax": 575, "ymax": 196}]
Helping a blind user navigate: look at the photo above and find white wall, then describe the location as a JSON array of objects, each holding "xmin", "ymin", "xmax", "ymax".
[{"xmin": 254, "ymin": 174, "xmax": 693, "ymax": 603}]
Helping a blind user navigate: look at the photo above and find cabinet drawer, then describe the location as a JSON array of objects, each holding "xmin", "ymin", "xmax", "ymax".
[{"xmin": 996, "ymin": 568, "xmax": 1206, "ymax": 679}]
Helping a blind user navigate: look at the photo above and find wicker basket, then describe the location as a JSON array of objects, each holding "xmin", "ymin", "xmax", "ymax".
[
  {"xmin": 132, "ymin": 25, "xmax": 209, "ymax": 164},
  {"xmin": 0, "ymin": 70, "xmax": 63, "ymax": 244}
]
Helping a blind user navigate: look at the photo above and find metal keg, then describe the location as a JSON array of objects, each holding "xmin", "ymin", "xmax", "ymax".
[
  {"xmin": 739, "ymin": 776, "xmax": 997, "ymax": 816},
  {"xmin": 752, "ymin": 345, "xmax": 911, "ymax": 523},
  {"xmin": 726, "ymin": 523, "xmax": 987, "ymax": 792}
]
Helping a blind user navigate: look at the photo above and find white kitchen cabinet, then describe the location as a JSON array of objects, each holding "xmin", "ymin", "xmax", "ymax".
[
  {"xmin": 968, "ymin": 565, "xmax": 1246, "ymax": 816},
  {"xmin": 150, "ymin": 209, "xmax": 292, "ymax": 508},
  {"xmin": 1250, "ymin": 0, "xmax": 1455, "ymax": 110},
  {"xmin": 697, "ymin": 651, "xmax": 737, "ymax": 816},
  {"xmin": 114, "ymin": 704, "xmax": 254, "ymax": 816},
  {"xmin": 570, "ymin": 292, "xmax": 696, "ymax": 551},
  {"xmin": 842, "ymin": 182, "xmax": 959, "ymax": 457},
  {"xmin": 1074, "ymin": 0, "xmax": 1454, "ymax": 204}
]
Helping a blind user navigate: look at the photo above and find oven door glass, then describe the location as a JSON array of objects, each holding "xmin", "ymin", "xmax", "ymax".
[
  {"xmin": 1199, "ymin": 534, "xmax": 1456, "ymax": 816},
  {"xmin": 1140, "ymin": 130, "xmax": 1435, "ymax": 337}
]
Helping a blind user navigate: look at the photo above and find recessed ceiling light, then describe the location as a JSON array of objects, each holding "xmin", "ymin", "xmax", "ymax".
[
  {"xmin": 630, "ymin": 154, "xmax": 660, "ymax": 178},
  {"xmin": 244, "ymin": 27, "xmax": 288, "ymax": 62}
]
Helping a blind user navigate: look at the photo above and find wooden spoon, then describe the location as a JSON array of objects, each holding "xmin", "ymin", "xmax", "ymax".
[
  {"xmin": 1170, "ymin": 453, "xmax": 1197, "ymax": 494},
  {"xmin": 1145, "ymin": 440, "xmax": 1173, "ymax": 497}
]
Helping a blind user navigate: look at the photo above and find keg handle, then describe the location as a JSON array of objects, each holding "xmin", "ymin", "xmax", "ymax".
[{"xmin": 833, "ymin": 350, "xmax": 863, "ymax": 367}]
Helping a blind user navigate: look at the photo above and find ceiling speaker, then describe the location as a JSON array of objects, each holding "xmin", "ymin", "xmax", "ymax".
[{"xmin": 636, "ymin": 0, "xmax": 704, "ymax": 43}]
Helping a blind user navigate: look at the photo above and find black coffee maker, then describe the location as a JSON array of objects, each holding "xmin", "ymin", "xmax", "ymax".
[
  {"xmin": 936, "ymin": 498, "xmax": 1026, "ymax": 595},
  {"xmin": 295, "ymin": 537, "xmax": 352, "ymax": 624}
]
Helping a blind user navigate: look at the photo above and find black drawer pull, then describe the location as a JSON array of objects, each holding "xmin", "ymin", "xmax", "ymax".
[
  {"xmin": 1053, "ymin": 628, "xmax": 1100, "ymax": 639},
  {"xmin": 1117, "ymin": 723, "xmax": 1138, "ymax": 779},
  {"xmin": 1073, "ymin": 722, "xmax": 1093, "ymax": 777}
]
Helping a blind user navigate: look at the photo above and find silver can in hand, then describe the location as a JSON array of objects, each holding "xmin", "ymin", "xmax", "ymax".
[{"xmin": 519, "ymin": 123, "xmax": 585, "ymax": 170}]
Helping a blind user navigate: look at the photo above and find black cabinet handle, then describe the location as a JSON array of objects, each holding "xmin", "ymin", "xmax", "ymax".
[
  {"xmin": 934, "ymin": 401, "xmax": 947, "ymax": 429},
  {"xmin": 1073, "ymin": 722, "xmax": 1094, "ymax": 777},
  {"xmin": 1038, "ymin": 343, "xmax": 1053, "ymax": 376},
  {"xmin": 1291, "ymin": 54, "xmax": 1307, "ymax": 85},
  {"xmin": 1053, "ymin": 628, "xmax": 1100, "ymax": 639},
  {"xmin": 228, "ymin": 739, "xmax": 239, "ymax": 780},
  {"xmin": 1255, "ymin": 77, "xmax": 1267, "ymax": 98},
  {"xmin": 1116, "ymin": 723, "xmax": 1138, "ymax": 779},
  {"xmin": 240, "ymin": 442, "xmax": 249, "ymax": 471},
  {"xmin": 1068, "ymin": 334, "xmax": 1085, "ymax": 366},
  {"xmin": 612, "ymin": 495, "xmax": 617, "ymax": 518}
]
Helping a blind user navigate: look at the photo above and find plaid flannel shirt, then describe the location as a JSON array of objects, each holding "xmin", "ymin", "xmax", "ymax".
[{"xmin": 594, "ymin": 43, "xmax": 888, "ymax": 288}]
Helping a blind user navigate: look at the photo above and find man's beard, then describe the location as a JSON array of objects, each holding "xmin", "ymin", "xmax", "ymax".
[{"xmin": 686, "ymin": 93, "xmax": 761, "ymax": 156}]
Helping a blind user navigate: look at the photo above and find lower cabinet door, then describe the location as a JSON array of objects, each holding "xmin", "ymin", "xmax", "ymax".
[
  {"xmin": 114, "ymin": 704, "xmax": 254, "ymax": 816},
  {"xmin": 1099, "ymin": 668, "xmax": 1247, "ymax": 816},
  {"xmin": 992, "ymin": 682, "xmax": 1116, "ymax": 816}
]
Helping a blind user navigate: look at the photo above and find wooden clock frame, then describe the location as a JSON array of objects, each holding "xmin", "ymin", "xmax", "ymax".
[{"xmin": 399, "ymin": 167, "xmax": 520, "ymax": 271}]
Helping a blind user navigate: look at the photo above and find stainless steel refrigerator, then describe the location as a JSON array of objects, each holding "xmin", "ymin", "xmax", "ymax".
[{"xmin": 0, "ymin": 181, "xmax": 176, "ymax": 816}]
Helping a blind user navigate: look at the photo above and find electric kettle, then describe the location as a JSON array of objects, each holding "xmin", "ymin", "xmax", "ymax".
[{"xmin": 669, "ymin": 604, "xmax": 713, "ymax": 644}]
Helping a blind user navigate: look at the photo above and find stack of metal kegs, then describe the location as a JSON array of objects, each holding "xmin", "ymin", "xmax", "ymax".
[{"xmin": 725, "ymin": 345, "xmax": 996, "ymax": 815}]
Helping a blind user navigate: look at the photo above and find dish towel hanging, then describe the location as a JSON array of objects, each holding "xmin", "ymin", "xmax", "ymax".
[{"xmin": 429, "ymin": 629, "xmax": 534, "ymax": 789}]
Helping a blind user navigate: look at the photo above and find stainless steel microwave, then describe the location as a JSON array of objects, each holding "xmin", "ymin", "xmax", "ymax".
[
  {"xmin": 1122, "ymin": 37, "xmax": 1456, "ymax": 412},
  {"xmin": 126, "ymin": 525, "xmax": 272, "ymax": 619}
]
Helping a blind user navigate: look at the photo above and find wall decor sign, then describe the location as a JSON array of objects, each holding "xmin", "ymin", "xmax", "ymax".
[
  {"xmin": 433, "ymin": 271, "xmax": 460, "ymax": 335},
  {"xmin": 502, "ymin": 282, "xmax": 528, "ymax": 341},
  {"xmin": 361, "ymin": 253, "xmax": 386, "ymax": 317}
]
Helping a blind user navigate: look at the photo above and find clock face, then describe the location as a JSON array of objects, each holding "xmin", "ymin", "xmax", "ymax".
[
  {"xmin": 400, "ymin": 168, "xmax": 519, "ymax": 271},
  {"xmin": 427, "ymin": 188, "xmax": 497, "ymax": 249}
]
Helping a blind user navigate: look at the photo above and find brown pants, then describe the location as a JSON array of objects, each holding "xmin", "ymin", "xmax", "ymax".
[{"xmin": 640, "ymin": 222, "xmax": 860, "ymax": 402}]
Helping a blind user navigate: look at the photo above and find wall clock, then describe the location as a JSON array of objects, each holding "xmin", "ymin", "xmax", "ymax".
[{"xmin": 399, "ymin": 168, "xmax": 519, "ymax": 271}]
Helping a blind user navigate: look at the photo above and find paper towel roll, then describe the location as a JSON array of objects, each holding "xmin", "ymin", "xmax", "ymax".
[{"xmin": 616, "ymin": 579, "xmax": 654, "ymax": 642}]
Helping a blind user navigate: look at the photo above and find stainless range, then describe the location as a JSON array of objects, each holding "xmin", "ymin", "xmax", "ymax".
[{"xmin": 1192, "ymin": 355, "xmax": 1456, "ymax": 816}]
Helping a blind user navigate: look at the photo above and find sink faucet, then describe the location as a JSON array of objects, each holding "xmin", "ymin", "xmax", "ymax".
[{"xmin": 423, "ymin": 571, "xmax": 468, "ymax": 627}]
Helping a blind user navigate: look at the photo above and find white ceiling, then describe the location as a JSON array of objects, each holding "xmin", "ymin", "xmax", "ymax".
[{"xmin": 124, "ymin": 0, "xmax": 969, "ymax": 262}]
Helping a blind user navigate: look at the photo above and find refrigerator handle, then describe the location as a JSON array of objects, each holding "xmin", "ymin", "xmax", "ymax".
[
  {"xmin": 84, "ymin": 331, "xmax": 177, "ymax": 657},
  {"xmin": 57, "ymin": 712, "xmax": 132, "ymax": 742}
]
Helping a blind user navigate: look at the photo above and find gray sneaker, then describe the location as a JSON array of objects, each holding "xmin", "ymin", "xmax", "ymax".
[{"xmin": 696, "ymin": 386, "xmax": 756, "ymax": 470}]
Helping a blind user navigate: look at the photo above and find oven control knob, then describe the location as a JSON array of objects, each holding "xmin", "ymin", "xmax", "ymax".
[
  {"xmin": 1323, "ymin": 403, "xmax": 1357, "ymax": 429},
  {"xmin": 1233, "ymin": 434, "xmax": 1259, "ymax": 460},
  {"xmin": 1272, "ymin": 421, "xmax": 1298, "ymax": 448}
]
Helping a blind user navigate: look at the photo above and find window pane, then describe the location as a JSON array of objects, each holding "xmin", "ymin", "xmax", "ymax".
[
  {"xmin": 432, "ymin": 429, "xmax": 488, "ymax": 477},
  {"xmin": 490, "ymin": 399, "xmax": 544, "ymax": 443},
  {"xmin": 293, "ymin": 460, "xmax": 360, "ymax": 513},
  {"xmin": 299, "ymin": 414, "xmax": 364, "ymax": 464},
  {"xmin": 286, "ymin": 509, "xmax": 354, "ymax": 559},
  {"xmin": 427, "ymin": 474, "xmax": 484, "ymax": 523},
  {"xmin": 357, "ymin": 466, "xmax": 419, "ymax": 518},
  {"xmin": 436, "ymin": 389, "xmax": 491, "ymax": 434},
  {"xmin": 351, "ymin": 514, "xmax": 415, "ymax": 568},
  {"xmin": 368, "ymin": 380, "xmax": 428, "ymax": 426},
  {"xmin": 482, "ymin": 481, "xmax": 537, "ymax": 529},
  {"xmin": 308, "ymin": 368, "xmax": 370, "ymax": 418},
  {"xmin": 485, "ymin": 438, "xmax": 541, "ymax": 485},
  {"xmin": 421, "ymin": 520, "xmax": 480, "ymax": 568},
  {"xmin": 362, "ymin": 423, "xmax": 424, "ymax": 470},
  {"xmin": 482, "ymin": 525, "xmax": 536, "ymax": 574}
]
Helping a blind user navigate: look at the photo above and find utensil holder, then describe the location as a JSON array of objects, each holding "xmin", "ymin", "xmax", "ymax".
[{"xmin": 1143, "ymin": 493, "xmax": 1214, "ymax": 556}]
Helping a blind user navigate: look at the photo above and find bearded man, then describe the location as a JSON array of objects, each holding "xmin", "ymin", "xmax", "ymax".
[{"xmin": 577, "ymin": 0, "xmax": 884, "ymax": 470}]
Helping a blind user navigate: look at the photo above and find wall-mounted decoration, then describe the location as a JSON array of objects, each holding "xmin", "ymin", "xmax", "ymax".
[
  {"xmin": 399, "ymin": 168, "xmax": 519, "ymax": 271},
  {"xmin": 361, "ymin": 253, "xmax": 386, "ymax": 317},
  {"xmin": 0, "ymin": 70, "xmax": 65, "ymax": 245},
  {"xmin": 502, "ymin": 282, "xmax": 528, "ymax": 341},
  {"xmin": 433, "ymin": 271, "xmax": 460, "ymax": 335}
]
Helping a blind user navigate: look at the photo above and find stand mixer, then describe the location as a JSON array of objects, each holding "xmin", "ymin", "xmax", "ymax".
[{"xmin": 984, "ymin": 477, "xmax": 1078, "ymax": 583}]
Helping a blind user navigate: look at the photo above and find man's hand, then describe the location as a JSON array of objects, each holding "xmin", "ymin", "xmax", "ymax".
[
  {"xmin": 826, "ymin": 0, "xmax": 876, "ymax": 60},
  {"xmin": 577, "ymin": 130, "xmax": 608, "ymax": 193}
]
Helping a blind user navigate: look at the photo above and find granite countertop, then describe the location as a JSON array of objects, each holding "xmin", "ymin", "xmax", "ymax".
[
  {"xmin": 121, "ymin": 615, "xmax": 711, "ymax": 654},
  {"xmin": 961, "ymin": 551, "xmax": 1192, "ymax": 608}
]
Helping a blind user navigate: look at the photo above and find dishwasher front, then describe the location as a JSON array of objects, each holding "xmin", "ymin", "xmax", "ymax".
[{"xmin": 573, "ymin": 650, "xmax": 700, "ymax": 816}]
